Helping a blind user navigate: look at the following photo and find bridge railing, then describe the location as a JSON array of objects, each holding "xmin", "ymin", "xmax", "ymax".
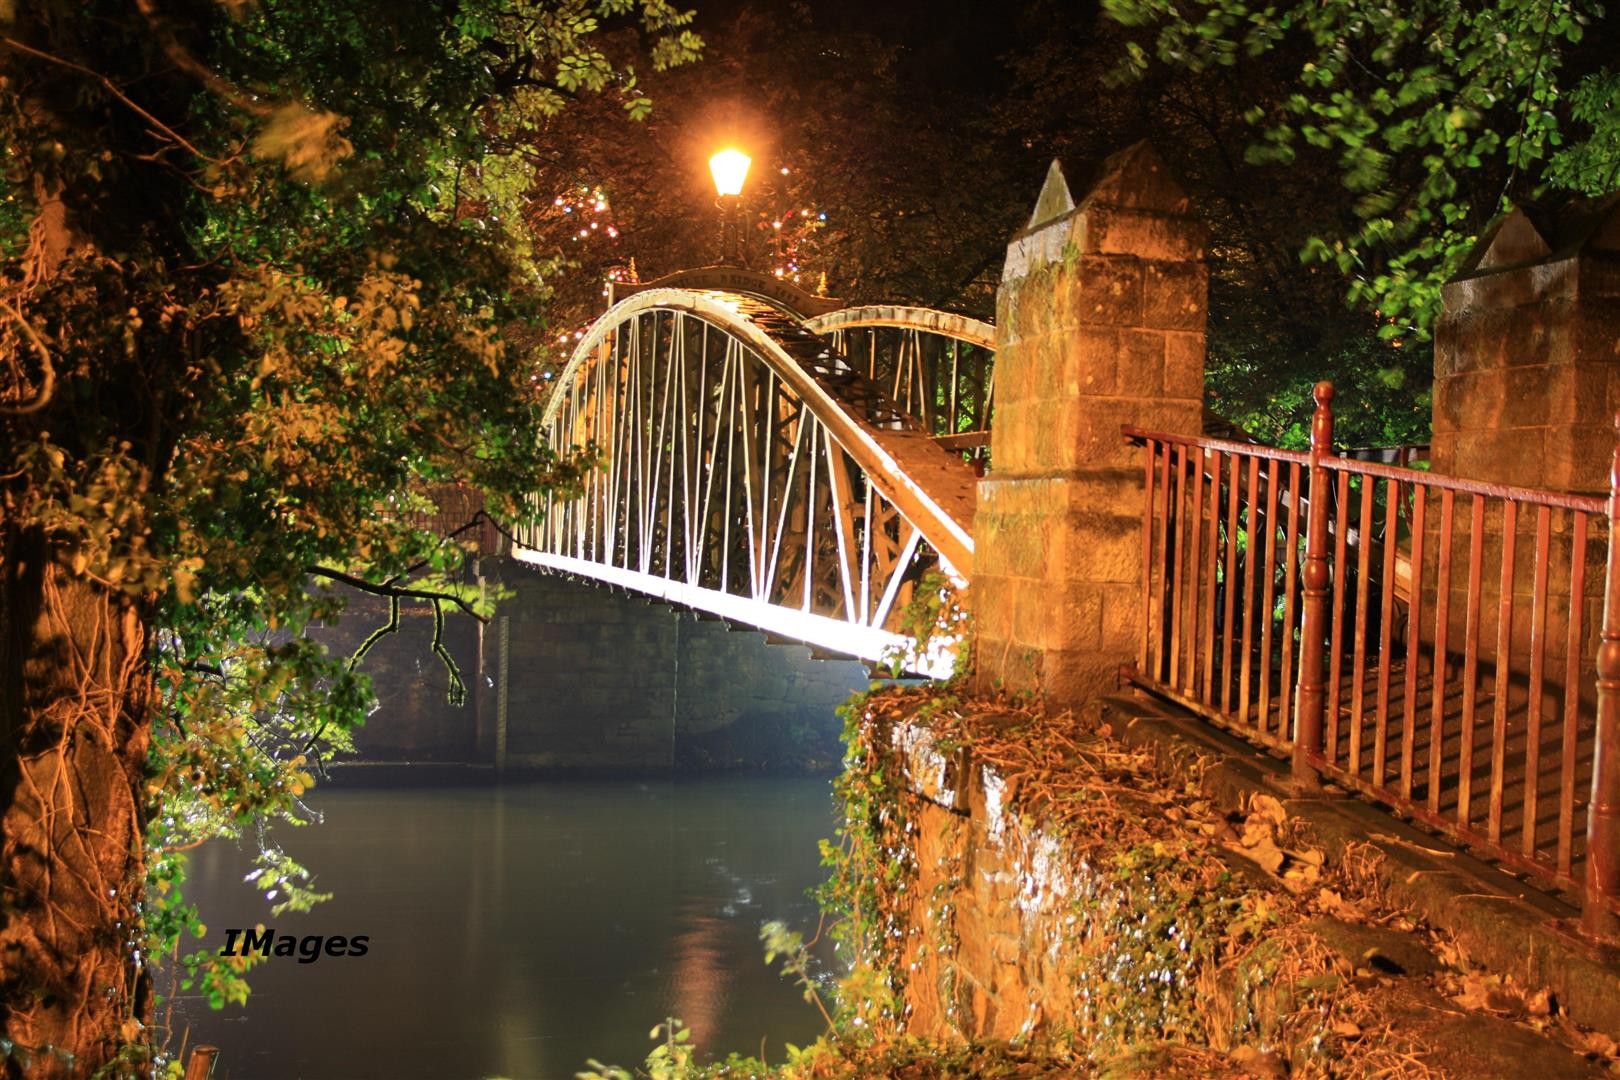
[{"xmin": 1124, "ymin": 383, "xmax": 1620, "ymax": 934}]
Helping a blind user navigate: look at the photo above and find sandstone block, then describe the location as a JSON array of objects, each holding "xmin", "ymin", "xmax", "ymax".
[
  {"xmin": 1142, "ymin": 260, "xmax": 1208, "ymax": 331},
  {"xmin": 1072, "ymin": 257, "xmax": 1145, "ymax": 327}
]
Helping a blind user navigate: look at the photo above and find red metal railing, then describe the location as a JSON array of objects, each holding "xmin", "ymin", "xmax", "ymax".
[{"xmin": 1124, "ymin": 382, "xmax": 1620, "ymax": 937}]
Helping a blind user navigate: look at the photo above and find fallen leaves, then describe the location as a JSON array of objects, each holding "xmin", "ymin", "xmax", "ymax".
[
  {"xmin": 1556, "ymin": 1013, "xmax": 1620, "ymax": 1059},
  {"xmin": 1223, "ymin": 792, "xmax": 1327, "ymax": 892},
  {"xmin": 1315, "ymin": 886, "xmax": 1368, "ymax": 922}
]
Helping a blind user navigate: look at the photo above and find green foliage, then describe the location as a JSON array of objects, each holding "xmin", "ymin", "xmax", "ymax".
[
  {"xmin": 576, "ymin": 1017, "xmax": 778, "ymax": 1080},
  {"xmin": 761, "ymin": 921, "xmax": 836, "ymax": 1032},
  {"xmin": 878, "ymin": 569, "xmax": 971, "ymax": 680},
  {"xmin": 816, "ymin": 691, "xmax": 907, "ymax": 1032},
  {"xmin": 1205, "ymin": 335, "xmax": 1432, "ymax": 451},
  {"xmin": 1103, "ymin": 0, "xmax": 1619, "ymax": 335},
  {"xmin": 2, "ymin": 0, "xmax": 700, "ymax": 1060}
]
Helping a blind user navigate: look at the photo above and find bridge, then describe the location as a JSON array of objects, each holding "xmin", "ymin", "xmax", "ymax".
[
  {"xmin": 511, "ymin": 266, "xmax": 995, "ymax": 677},
  {"xmin": 500, "ymin": 148, "xmax": 1620, "ymax": 941}
]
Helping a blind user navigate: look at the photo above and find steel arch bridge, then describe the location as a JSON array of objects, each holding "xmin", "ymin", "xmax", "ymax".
[{"xmin": 511, "ymin": 269, "xmax": 996, "ymax": 675}]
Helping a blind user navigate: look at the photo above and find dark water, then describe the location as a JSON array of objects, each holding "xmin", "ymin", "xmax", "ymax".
[{"xmin": 172, "ymin": 776, "xmax": 838, "ymax": 1080}]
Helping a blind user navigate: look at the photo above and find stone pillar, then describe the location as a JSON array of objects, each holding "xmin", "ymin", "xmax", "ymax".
[
  {"xmin": 1428, "ymin": 199, "xmax": 1620, "ymax": 681},
  {"xmin": 1433, "ymin": 200, "xmax": 1620, "ymax": 494},
  {"xmin": 973, "ymin": 143, "xmax": 1207, "ymax": 710}
]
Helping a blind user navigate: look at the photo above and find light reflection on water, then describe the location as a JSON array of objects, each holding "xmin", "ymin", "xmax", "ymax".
[{"xmin": 173, "ymin": 776, "xmax": 837, "ymax": 1080}]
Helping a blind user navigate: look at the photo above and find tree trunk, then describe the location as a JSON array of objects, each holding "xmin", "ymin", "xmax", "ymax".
[{"xmin": 1, "ymin": 525, "xmax": 152, "ymax": 1078}]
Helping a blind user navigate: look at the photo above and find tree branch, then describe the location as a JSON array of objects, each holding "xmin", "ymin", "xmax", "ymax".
[
  {"xmin": 308, "ymin": 565, "xmax": 487, "ymax": 623},
  {"xmin": 0, "ymin": 36, "xmax": 228, "ymax": 164},
  {"xmin": 0, "ymin": 297, "xmax": 55, "ymax": 415},
  {"xmin": 132, "ymin": 0, "xmax": 274, "ymax": 117},
  {"xmin": 381, "ymin": 511, "xmax": 491, "ymax": 587}
]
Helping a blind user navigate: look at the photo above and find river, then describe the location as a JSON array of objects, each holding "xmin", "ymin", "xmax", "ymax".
[{"xmin": 171, "ymin": 776, "xmax": 839, "ymax": 1079}]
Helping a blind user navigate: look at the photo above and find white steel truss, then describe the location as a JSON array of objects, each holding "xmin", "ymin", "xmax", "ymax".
[{"xmin": 517, "ymin": 289, "xmax": 979, "ymax": 676}]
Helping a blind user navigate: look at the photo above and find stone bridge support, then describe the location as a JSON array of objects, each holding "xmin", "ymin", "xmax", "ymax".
[{"xmin": 973, "ymin": 142, "xmax": 1207, "ymax": 710}]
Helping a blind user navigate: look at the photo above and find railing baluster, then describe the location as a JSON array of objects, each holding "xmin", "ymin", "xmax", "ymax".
[
  {"xmin": 1203, "ymin": 449, "xmax": 1223, "ymax": 705},
  {"xmin": 1169, "ymin": 446, "xmax": 1189, "ymax": 690},
  {"xmin": 1401, "ymin": 485, "xmax": 1426, "ymax": 800},
  {"xmin": 1278, "ymin": 460, "xmax": 1303, "ymax": 746},
  {"xmin": 1459, "ymin": 495, "xmax": 1487, "ymax": 829},
  {"xmin": 1583, "ymin": 412, "xmax": 1620, "ymax": 941},
  {"xmin": 1224, "ymin": 452, "xmax": 1242, "ymax": 714},
  {"xmin": 1239, "ymin": 455, "xmax": 1261, "ymax": 725},
  {"xmin": 1139, "ymin": 439, "xmax": 1157, "ymax": 678},
  {"xmin": 1328, "ymin": 470, "xmax": 1350, "ymax": 764},
  {"xmin": 1258, "ymin": 459, "xmax": 1281, "ymax": 735},
  {"xmin": 1430, "ymin": 489, "xmax": 1455, "ymax": 815},
  {"xmin": 1523, "ymin": 504, "xmax": 1551, "ymax": 860},
  {"xmin": 1560, "ymin": 512, "xmax": 1587, "ymax": 877},
  {"xmin": 1187, "ymin": 447, "xmax": 1206, "ymax": 695},
  {"xmin": 1350, "ymin": 476, "xmax": 1374, "ymax": 779},
  {"xmin": 1489, "ymin": 499, "xmax": 1518, "ymax": 845},
  {"xmin": 1156, "ymin": 442, "xmax": 1173, "ymax": 680},
  {"xmin": 1292, "ymin": 381, "xmax": 1334, "ymax": 790},
  {"xmin": 1376, "ymin": 476, "xmax": 1400, "ymax": 788}
]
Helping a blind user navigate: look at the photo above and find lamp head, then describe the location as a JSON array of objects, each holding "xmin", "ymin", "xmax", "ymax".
[{"xmin": 709, "ymin": 148, "xmax": 751, "ymax": 198}]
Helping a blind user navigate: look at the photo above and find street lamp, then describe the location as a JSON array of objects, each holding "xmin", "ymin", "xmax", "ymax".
[{"xmin": 709, "ymin": 147, "xmax": 751, "ymax": 264}]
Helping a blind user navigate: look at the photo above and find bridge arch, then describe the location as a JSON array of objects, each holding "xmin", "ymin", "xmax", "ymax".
[{"xmin": 516, "ymin": 288, "xmax": 978, "ymax": 673}]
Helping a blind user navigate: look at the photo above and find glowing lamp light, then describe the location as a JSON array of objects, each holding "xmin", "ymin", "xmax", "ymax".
[{"xmin": 709, "ymin": 148, "xmax": 751, "ymax": 197}]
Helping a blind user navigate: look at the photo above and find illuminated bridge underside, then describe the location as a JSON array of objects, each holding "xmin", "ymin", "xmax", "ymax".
[{"xmin": 516, "ymin": 288, "xmax": 980, "ymax": 673}]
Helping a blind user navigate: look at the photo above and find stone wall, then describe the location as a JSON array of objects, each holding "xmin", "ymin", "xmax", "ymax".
[
  {"xmin": 973, "ymin": 143, "xmax": 1206, "ymax": 711},
  {"xmin": 848, "ymin": 690, "xmax": 1620, "ymax": 1068},
  {"xmin": 317, "ymin": 560, "xmax": 869, "ymax": 771},
  {"xmin": 497, "ymin": 564, "xmax": 868, "ymax": 771},
  {"xmin": 311, "ymin": 592, "xmax": 487, "ymax": 762}
]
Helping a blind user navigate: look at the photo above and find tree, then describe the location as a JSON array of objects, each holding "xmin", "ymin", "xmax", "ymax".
[
  {"xmin": 1103, "ymin": 0, "xmax": 1620, "ymax": 338},
  {"xmin": 519, "ymin": 0, "xmax": 1444, "ymax": 449},
  {"xmin": 0, "ymin": 1, "xmax": 697, "ymax": 1074}
]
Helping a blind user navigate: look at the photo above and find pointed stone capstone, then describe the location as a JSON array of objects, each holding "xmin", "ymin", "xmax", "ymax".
[
  {"xmin": 1027, "ymin": 159, "xmax": 1076, "ymax": 231},
  {"xmin": 1469, "ymin": 207, "xmax": 1552, "ymax": 274},
  {"xmin": 1081, "ymin": 140, "xmax": 1190, "ymax": 216}
]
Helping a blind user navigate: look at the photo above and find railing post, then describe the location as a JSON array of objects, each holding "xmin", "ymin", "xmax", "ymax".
[
  {"xmin": 1291, "ymin": 381, "xmax": 1335, "ymax": 792},
  {"xmin": 1583, "ymin": 410, "xmax": 1620, "ymax": 940},
  {"xmin": 183, "ymin": 1046, "xmax": 219, "ymax": 1080}
]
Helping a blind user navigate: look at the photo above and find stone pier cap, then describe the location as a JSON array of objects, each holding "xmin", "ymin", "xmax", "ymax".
[{"xmin": 1002, "ymin": 141, "xmax": 1207, "ymax": 289}]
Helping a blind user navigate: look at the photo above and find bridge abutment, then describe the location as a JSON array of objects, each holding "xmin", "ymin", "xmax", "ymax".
[
  {"xmin": 973, "ymin": 142, "xmax": 1207, "ymax": 710},
  {"xmin": 315, "ymin": 562, "xmax": 869, "ymax": 773}
]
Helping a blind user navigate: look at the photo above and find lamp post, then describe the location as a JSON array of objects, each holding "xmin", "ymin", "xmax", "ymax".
[{"xmin": 709, "ymin": 147, "xmax": 751, "ymax": 266}]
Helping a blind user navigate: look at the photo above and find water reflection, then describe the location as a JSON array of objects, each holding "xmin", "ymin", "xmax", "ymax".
[
  {"xmin": 174, "ymin": 776, "xmax": 837, "ymax": 1080},
  {"xmin": 669, "ymin": 903, "xmax": 727, "ymax": 1048}
]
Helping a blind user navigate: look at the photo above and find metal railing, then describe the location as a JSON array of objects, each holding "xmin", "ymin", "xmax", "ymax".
[{"xmin": 1124, "ymin": 382, "xmax": 1620, "ymax": 938}]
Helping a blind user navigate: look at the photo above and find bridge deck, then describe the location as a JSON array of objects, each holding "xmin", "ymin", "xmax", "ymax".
[{"xmin": 1150, "ymin": 658, "xmax": 1595, "ymax": 895}]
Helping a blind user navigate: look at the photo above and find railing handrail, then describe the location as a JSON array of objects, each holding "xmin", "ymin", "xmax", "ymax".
[
  {"xmin": 1321, "ymin": 455, "xmax": 1608, "ymax": 513},
  {"xmin": 1123, "ymin": 424, "xmax": 1608, "ymax": 515},
  {"xmin": 1120, "ymin": 425, "xmax": 1309, "ymax": 465}
]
